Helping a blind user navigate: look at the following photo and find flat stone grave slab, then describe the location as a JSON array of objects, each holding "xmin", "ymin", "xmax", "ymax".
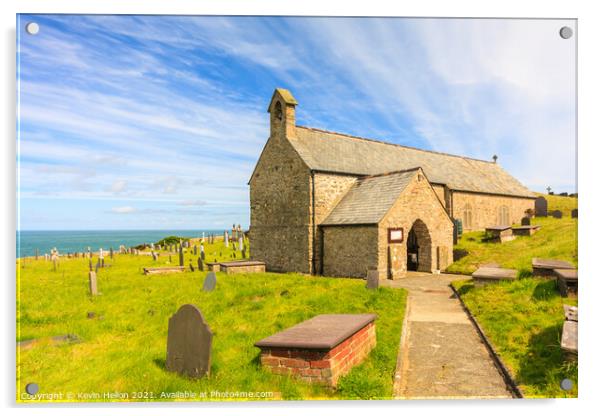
[
  {"xmin": 485, "ymin": 225, "xmax": 514, "ymax": 243},
  {"xmin": 555, "ymin": 268, "xmax": 578, "ymax": 297},
  {"xmin": 143, "ymin": 266, "xmax": 185, "ymax": 275},
  {"xmin": 255, "ymin": 314, "xmax": 377, "ymax": 386},
  {"xmin": 512, "ymin": 225, "xmax": 541, "ymax": 236},
  {"xmin": 532, "ymin": 258, "xmax": 574, "ymax": 277},
  {"xmin": 561, "ymin": 320, "xmax": 578, "ymax": 360},
  {"xmin": 218, "ymin": 260, "xmax": 265, "ymax": 274},
  {"xmin": 472, "ymin": 267, "xmax": 517, "ymax": 286},
  {"xmin": 563, "ymin": 304, "xmax": 578, "ymax": 322}
]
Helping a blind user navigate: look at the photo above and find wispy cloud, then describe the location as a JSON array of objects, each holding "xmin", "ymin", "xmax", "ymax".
[{"xmin": 111, "ymin": 206, "xmax": 136, "ymax": 214}]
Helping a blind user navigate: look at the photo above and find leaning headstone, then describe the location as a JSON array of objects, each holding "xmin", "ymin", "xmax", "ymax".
[
  {"xmin": 551, "ymin": 210, "xmax": 563, "ymax": 219},
  {"xmin": 166, "ymin": 304, "xmax": 213, "ymax": 378},
  {"xmin": 571, "ymin": 208, "xmax": 578, "ymax": 218},
  {"xmin": 88, "ymin": 271, "xmax": 98, "ymax": 296},
  {"xmin": 535, "ymin": 196, "xmax": 548, "ymax": 217},
  {"xmin": 521, "ymin": 217, "xmax": 531, "ymax": 226},
  {"xmin": 366, "ymin": 270, "xmax": 379, "ymax": 289},
  {"xmin": 203, "ymin": 272, "xmax": 217, "ymax": 292}
]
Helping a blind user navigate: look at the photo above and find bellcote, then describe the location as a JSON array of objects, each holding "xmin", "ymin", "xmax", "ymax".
[{"xmin": 268, "ymin": 88, "xmax": 297, "ymax": 139}]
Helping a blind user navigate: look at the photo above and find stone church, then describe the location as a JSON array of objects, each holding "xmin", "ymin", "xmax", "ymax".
[{"xmin": 248, "ymin": 88, "xmax": 536, "ymax": 279}]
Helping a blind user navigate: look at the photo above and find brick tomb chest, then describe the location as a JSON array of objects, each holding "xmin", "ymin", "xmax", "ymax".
[{"xmin": 254, "ymin": 314, "xmax": 377, "ymax": 386}]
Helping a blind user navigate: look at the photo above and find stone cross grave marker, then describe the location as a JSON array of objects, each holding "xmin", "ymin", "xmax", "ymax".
[
  {"xmin": 203, "ymin": 272, "xmax": 217, "ymax": 292},
  {"xmin": 166, "ymin": 304, "xmax": 213, "ymax": 378},
  {"xmin": 88, "ymin": 271, "xmax": 98, "ymax": 296},
  {"xmin": 535, "ymin": 196, "xmax": 548, "ymax": 217},
  {"xmin": 521, "ymin": 217, "xmax": 531, "ymax": 226},
  {"xmin": 366, "ymin": 270, "xmax": 379, "ymax": 289}
]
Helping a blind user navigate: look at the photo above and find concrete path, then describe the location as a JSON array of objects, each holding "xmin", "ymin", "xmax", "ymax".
[{"xmin": 382, "ymin": 272, "xmax": 512, "ymax": 399}]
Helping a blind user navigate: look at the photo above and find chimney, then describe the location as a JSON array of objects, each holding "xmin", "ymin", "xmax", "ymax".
[{"xmin": 267, "ymin": 88, "xmax": 298, "ymax": 139}]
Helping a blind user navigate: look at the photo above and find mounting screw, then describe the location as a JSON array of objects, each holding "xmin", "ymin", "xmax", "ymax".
[
  {"xmin": 25, "ymin": 22, "xmax": 40, "ymax": 35},
  {"xmin": 25, "ymin": 383, "xmax": 39, "ymax": 395},
  {"xmin": 560, "ymin": 378, "xmax": 573, "ymax": 391},
  {"xmin": 559, "ymin": 26, "xmax": 573, "ymax": 40}
]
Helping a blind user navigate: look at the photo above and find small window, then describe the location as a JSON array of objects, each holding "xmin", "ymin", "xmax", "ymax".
[
  {"xmin": 462, "ymin": 203, "xmax": 473, "ymax": 229},
  {"xmin": 498, "ymin": 205, "xmax": 510, "ymax": 225},
  {"xmin": 388, "ymin": 228, "xmax": 404, "ymax": 243},
  {"xmin": 274, "ymin": 101, "xmax": 283, "ymax": 120}
]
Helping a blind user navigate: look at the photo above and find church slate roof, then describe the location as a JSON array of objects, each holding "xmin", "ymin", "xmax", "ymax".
[
  {"xmin": 321, "ymin": 169, "xmax": 419, "ymax": 226},
  {"xmin": 290, "ymin": 126, "xmax": 535, "ymax": 198}
]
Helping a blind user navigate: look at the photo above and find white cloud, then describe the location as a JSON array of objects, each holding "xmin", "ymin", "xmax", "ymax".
[{"xmin": 111, "ymin": 206, "xmax": 136, "ymax": 214}]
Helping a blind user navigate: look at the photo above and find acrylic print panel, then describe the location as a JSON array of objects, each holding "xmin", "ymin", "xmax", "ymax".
[{"xmin": 16, "ymin": 15, "xmax": 577, "ymax": 402}]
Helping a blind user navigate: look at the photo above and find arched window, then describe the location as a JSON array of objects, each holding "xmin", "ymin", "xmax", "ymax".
[
  {"xmin": 462, "ymin": 203, "xmax": 473, "ymax": 229},
  {"xmin": 498, "ymin": 205, "xmax": 510, "ymax": 225},
  {"xmin": 274, "ymin": 101, "xmax": 283, "ymax": 120}
]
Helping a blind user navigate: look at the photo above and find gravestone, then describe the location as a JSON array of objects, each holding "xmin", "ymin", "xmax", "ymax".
[
  {"xmin": 95, "ymin": 260, "xmax": 100, "ymax": 274},
  {"xmin": 197, "ymin": 256, "xmax": 204, "ymax": 271},
  {"xmin": 551, "ymin": 210, "xmax": 563, "ymax": 219},
  {"xmin": 200, "ymin": 244, "xmax": 204, "ymax": 254},
  {"xmin": 238, "ymin": 237, "xmax": 244, "ymax": 252},
  {"xmin": 179, "ymin": 245, "xmax": 184, "ymax": 267},
  {"xmin": 203, "ymin": 272, "xmax": 217, "ymax": 292},
  {"xmin": 521, "ymin": 217, "xmax": 531, "ymax": 226},
  {"xmin": 571, "ymin": 208, "xmax": 578, "ymax": 218},
  {"xmin": 193, "ymin": 245, "xmax": 197, "ymax": 256},
  {"xmin": 152, "ymin": 251, "xmax": 158, "ymax": 261},
  {"xmin": 366, "ymin": 270, "xmax": 379, "ymax": 289},
  {"xmin": 201, "ymin": 251, "xmax": 206, "ymax": 262},
  {"xmin": 535, "ymin": 196, "xmax": 548, "ymax": 217},
  {"xmin": 88, "ymin": 271, "xmax": 98, "ymax": 296},
  {"xmin": 224, "ymin": 231, "xmax": 229, "ymax": 248},
  {"xmin": 166, "ymin": 304, "xmax": 213, "ymax": 378},
  {"xmin": 110, "ymin": 247, "xmax": 114, "ymax": 259},
  {"xmin": 99, "ymin": 248, "xmax": 104, "ymax": 267},
  {"xmin": 242, "ymin": 244, "xmax": 247, "ymax": 259},
  {"xmin": 189, "ymin": 262, "xmax": 194, "ymax": 272}
]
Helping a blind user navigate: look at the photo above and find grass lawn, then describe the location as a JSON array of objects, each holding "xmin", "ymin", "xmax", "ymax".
[
  {"xmin": 17, "ymin": 240, "xmax": 407, "ymax": 402},
  {"xmin": 448, "ymin": 195, "xmax": 577, "ymax": 276},
  {"xmin": 452, "ymin": 278, "xmax": 577, "ymax": 398}
]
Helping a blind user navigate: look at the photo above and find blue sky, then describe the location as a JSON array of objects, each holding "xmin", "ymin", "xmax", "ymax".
[{"xmin": 17, "ymin": 15, "xmax": 576, "ymax": 230}]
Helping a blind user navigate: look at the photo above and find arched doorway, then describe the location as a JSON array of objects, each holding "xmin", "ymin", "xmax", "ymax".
[{"xmin": 406, "ymin": 219, "xmax": 432, "ymax": 272}]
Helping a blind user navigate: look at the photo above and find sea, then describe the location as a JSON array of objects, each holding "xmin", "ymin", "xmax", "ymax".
[{"xmin": 16, "ymin": 229, "xmax": 226, "ymax": 258}]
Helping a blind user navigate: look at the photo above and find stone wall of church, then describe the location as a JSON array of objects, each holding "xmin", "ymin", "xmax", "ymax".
[
  {"xmin": 321, "ymin": 225, "xmax": 379, "ymax": 278},
  {"xmin": 249, "ymin": 133, "xmax": 313, "ymax": 274},
  {"xmin": 311, "ymin": 172, "xmax": 358, "ymax": 274},
  {"xmin": 452, "ymin": 192, "xmax": 536, "ymax": 231}
]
